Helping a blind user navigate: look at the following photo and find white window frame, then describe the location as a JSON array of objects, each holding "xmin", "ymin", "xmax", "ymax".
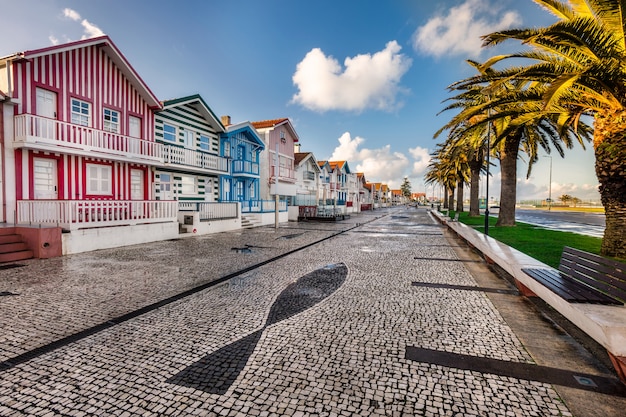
[
  {"xmin": 179, "ymin": 175, "xmax": 197, "ymax": 196},
  {"xmin": 129, "ymin": 115, "xmax": 141, "ymax": 138},
  {"xmin": 199, "ymin": 135, "xmax": 210, "ymax": 151},
  {"xmin": 71, "ymin": 98, "xmax": 90, "ymax": 126},
  {"xmin": 86, "ymin": 163, "xmax": 112, "ymax": 195},
  {"xmin": 163, "ymin": 123, "xmax": 177, "ymax": 142},
  {"xmin": 103, "ymin": 108, "xmax": 120, "ymax": 133},
  {"xmin": 183, "ymin": 129, "xmax": 195, "ymax": 149}
]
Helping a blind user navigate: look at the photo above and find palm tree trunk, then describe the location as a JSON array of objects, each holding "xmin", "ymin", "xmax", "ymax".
[
  {"xmin": 448, "ymin": 186, "xmax": 455, "ymax": 211},
  {"xmin": 443, "ymin": 186, "xmax": 449, "ymax": 209},
  {"xmin": 468, "ymin": 155, "xmax": 482, "ymax": 216},
  {"xmin": 456, "ymin": 180, "xmax": 464, "ymax": 212},
  {"xmin": 594, "ymin": 111, "xmax": 626, "ymax": 259},
  {"xmin": 496, "ymin": 133, "xmax": 521, "ymax": 227}
]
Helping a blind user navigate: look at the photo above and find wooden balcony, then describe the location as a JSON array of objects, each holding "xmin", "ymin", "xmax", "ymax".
[
  {"xmin": 232, "ymin": 159, "xmax": 260, "ymax": 176},
  {"xmin": 14, "ymin": 114, "xmax": 163, "ymax": 163},
  {"xmin": 162, "ymin": 145, "xmax": 228, "ymax": 173},
  {"xmin": 17, "ymin": 200, "xmax": 177, "ymax": 231},
  {"xmin": 270, "ymin": 166, "xmax": 296, "ymax": 183}
]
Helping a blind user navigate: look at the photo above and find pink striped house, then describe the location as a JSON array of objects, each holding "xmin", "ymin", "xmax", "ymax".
[{"xmin": 0, "ymin": 36, "xmax": 179, "ymax": 255}]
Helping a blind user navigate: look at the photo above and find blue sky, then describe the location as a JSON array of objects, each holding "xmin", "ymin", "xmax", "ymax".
[{"xmin": 2, "ymin": 0, "xmax": 600, "ymax": 201}]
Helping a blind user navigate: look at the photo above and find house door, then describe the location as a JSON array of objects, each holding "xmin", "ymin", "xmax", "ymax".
[
  {"xmin": 35, "ymin": 88, "xmax": 57, "ymax": 139},
  {"xmin": 159, "ymin": 173, "xmax": 174, "ymax": 200},
  {"xmin": 130, "ymin": 169, "xmax": 144, "ymax": 200},
  {"xmin": 33, "ymin": 158, "xmax": 58, "ymax": 199}
]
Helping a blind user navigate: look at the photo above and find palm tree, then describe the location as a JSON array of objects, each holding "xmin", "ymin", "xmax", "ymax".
[
  {"xmin": 439, "ymin": 60, "xmax": 593, "ymax": 227},
  {"xmin": 477, "ymin": 0, "xmax": 626, "ymax": 258}
]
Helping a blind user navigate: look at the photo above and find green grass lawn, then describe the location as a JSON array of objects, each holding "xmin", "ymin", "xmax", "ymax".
[{"xmin": 446, "ymin": 210, "xmax": 602, "ymax": 268}]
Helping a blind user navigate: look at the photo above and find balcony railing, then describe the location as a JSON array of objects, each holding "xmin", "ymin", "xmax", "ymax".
[
  {"xmin": 14, "ymin": 114, "xmax": 163, "ymax": 162},
  {"xmin": 270, "ymin": 166, "xmax": 296, "ymax": 182},
  {"xmin": 17, "ymin": 200, "xmax": 177, "ymax": 230},
  {"xmin": 162, "ymin": 145, "xmax": 228, "ymax": 173},
  {"xmin": 179, "ymin": 201, "xmax": 238, "ymax": 220},
  {"xmin": 232, "ymin": 159, "xmax": 260, "ymax": 176},
  {"xmin": 303, "ymin": 171, "xmax": 316, "ymax": 181},
  {"xmin": 240, "ymin": 200, "xmax": 287, "ymax": 213}
]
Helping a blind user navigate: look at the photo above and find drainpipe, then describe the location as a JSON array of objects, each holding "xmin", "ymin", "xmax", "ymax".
[{"xmin": 0, "ymin": 93, "xmax": 7, "ymax": 223}]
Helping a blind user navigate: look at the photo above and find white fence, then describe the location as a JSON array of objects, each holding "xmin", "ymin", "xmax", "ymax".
[
  {"xmin": 163, "ymin": 146, "xmax": 228, "ymax": 172},
  {"xmin": 14, "ymin": 114, "xmax": 163, "ymax": 162},
  {"xmin": 241, "ymin": 200, "xmax": 287, "ymax": 213},
  {"xmin": 17, "ymin": 200, "xmax": 178, "ymax": 230},
  {"xmin": 178, "ymin": 202, "xmax": 238, "ymax": 220}
]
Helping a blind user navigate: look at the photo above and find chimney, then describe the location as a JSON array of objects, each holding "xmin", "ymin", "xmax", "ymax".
[
  {"xmin": 221, "ymin": 115, "xmax": 231, "ymax": 126},
  {"xmin": 294, "ymin": 143, "xmax": 301, "ymax": 153}
]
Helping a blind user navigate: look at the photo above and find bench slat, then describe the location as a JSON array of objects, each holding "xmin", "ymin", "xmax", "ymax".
[
  {"xmin": 521, "ymin": 268, "xmax": 620, "ymax": 304},
  {"xmin": 560, "ymin": 247, "xmax": 626, "ymax": 303}
]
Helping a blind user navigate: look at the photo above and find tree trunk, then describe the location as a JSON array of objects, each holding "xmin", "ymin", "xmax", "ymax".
[
  {"xmin": 456, "ymin": 180, "xmax": 464, "ymax": 212},
  {"xmin": 468, "ymin": 153, "xmax": 482, "ymax": 216},
  {"xmin": 594, "ymin": 111, "xmax": 626, "ymax": 259},
  {"xmin": 496, "ymin": 133, "xmax": 521, "ymax": 227},
  {"xmin": 448, "ymin": 186, "xmax": 455, "ymax": 211},
  {"xmin": 443, "ymin": 186, "xmax": 449, "ymax": 209}
]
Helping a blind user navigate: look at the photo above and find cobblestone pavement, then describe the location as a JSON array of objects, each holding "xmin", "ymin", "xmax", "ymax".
[{"xmin": 0, "ymin": 207, "xmax": 615, "ymax": 416}]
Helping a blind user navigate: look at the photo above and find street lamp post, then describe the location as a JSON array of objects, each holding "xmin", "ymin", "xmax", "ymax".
[
  {"xmin": 545, "ymin": 155, "xmax": 552, "ymax": 211},
  {"xmin": 484, "ymin": 118, "xmax": 491, "ymax": 236}
]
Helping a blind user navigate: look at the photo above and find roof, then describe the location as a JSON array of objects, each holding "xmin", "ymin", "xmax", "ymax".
[
  {"xmin": 223, "ymin": 121, "xmax": 265, "ymax": 150},
  {"xmin": 295, "ymin": 152, "xmax": 321, "ymax": 171},
  {"xmin": 251, "ymin": 118, "xmax": 299, "ymax": 142},
  {"xmin": 1, "ymin": 36, "xmax": 161, "ymax": 109},
  {"xmin": 161, "ymin": 94, "xmax": 225, "ymax": 133}
]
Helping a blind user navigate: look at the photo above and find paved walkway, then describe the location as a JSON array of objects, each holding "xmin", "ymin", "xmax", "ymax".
[{"xmin": 0, "ymin": 207, "xmax": 624, "ymax": 416}]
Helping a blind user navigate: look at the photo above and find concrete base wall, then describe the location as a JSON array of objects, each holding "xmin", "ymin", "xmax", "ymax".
[
  {"xmin": 62, "ymin": 222, "xmax": 179, "ymax": 255},
  {"xmin": 17, "ymin": 226, "xmax": 63, "ymax": 259},
  {"xmin": 434, "ymin": 210, "xmax": 626, "ymax": 359}
]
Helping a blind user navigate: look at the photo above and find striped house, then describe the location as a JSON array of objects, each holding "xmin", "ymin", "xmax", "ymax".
[
  {"xmin": 0, "ymin": 36, "xmax": 179, "ymax": 255},
  {"xmin": 154, "ymin": 95, "xmax": 240, "ymax": 233}
]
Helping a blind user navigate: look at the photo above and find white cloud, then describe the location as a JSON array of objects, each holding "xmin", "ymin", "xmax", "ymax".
[
  {"xmin": 412, "ymin": 0, "xmax": 520, "ymax": 58},
  {"xmin": 61, "ymin": 8, "xmax": 105, "ymax": 40},
  {"xmin": 408, "ymin": 146, "xmax": 431, "ymax": 175},
  {"xmin": 292, "ymin": 41, "xmax": 412, "ymax": 112},
  {"xmin": 329, "ymin": 132, "xmax": 417, "ymax": 189}
]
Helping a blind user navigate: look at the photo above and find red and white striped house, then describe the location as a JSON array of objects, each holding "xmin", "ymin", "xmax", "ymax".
[{"xmin": 0, "ymin": 36, "xmax": 178, "ymax": 255}]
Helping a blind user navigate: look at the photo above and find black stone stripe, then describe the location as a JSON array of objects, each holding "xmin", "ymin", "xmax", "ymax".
[
  {"xmin": 405, "ymin": 346, "xmax": 626, "ymax": 397},
  {"xmin": 412, "ymin": 282, "xmax": 518, "ymax": 295}
]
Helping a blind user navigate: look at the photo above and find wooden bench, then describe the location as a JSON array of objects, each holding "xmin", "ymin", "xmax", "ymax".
[{"xmin": 522, "ymin": 246, "xmax": 626, "ymax": 306}]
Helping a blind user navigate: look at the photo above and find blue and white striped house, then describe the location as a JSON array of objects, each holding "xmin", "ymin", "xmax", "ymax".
[{"xmin": 219, "ymin": 117, "xmax": 265, "ymax": 214}]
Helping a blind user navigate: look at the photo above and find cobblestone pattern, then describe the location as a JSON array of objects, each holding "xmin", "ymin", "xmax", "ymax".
[{"xmin": 0, "ymin": 208, "xmax": 572, "ymax": 416}]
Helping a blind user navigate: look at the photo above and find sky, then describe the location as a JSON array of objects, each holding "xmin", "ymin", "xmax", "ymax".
[{"xmin": 1, "ymin": 0, "xmax": 601, "ymax": 202}]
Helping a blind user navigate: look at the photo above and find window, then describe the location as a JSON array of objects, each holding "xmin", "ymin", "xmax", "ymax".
[
  {"xmin": 237, "ymin": 145, "xmax": 245, "ymax": 160},
  {"xmin": 180, "ymin": 175, "xmax": 197, "ymax": 195},
  {"xmin": 86, "ymin": 164, "xmax": 112, "ymax": 195},
  {"xmin": 252, "ymin": 151, "xmax": 257, "ymax": 163},
  {"xmin": 163, "ymin": 123, "xmax": 177, "ymax": 142},
  {"xmin": 103, "ymin": 108, "xmax": 120, "ymax": 133},
  {"xmin": 200, "ymin": 135, "xmax": 210, "ymax": 151},
  {"xmin": 223, "ymin": 142, "xmax": 230, "ymax": 157},
  {"xmin": 71, "ymin": 99, "xmax": 90, "ymax": 126},
  {"xmin": 249, "ymin": 182, "xmax": 256, "ymax": 199}
]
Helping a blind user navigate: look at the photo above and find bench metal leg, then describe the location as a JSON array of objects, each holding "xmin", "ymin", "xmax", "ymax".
[
  {"xmin": 514, "ymin": 278, "xmax": 537, "ymax": 297},
  {"xmin": 608, "ymin": 352, "xmax": 626, "ymax": 385}
]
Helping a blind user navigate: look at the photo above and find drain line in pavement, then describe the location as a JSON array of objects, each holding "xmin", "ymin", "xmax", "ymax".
[
  {"xmin": 411, "ymin": 281, "xmax": 518, "ymax": 295},
  {"xmin": 405, "ymin": 346, "xmax": 626, "ymax": 397}
]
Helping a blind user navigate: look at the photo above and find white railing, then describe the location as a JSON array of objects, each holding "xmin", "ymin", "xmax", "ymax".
[
  {"xmin": 240, "ymin": 200, "xmax": 287, "ymax": 213},
  {"xmin": 270, "ymin": 166, "xmax": 296, "ymax": 182},
  {"xmin": 178, "ymin": 201, "xmax": 238, "ymax": 220},
  {"xmin": 162, "ymin": 145, "xmax": 228, "ymax": 172},
  {"xmin": 232, "ymin": 159, "xmax": 260, "ymax": 175},
  {"xmin": 14, "ymin": 114, "xmax": 163, "ymax": 162},
  {"xmin": 17, "ymin": 200, "xmax": 177, "ymax": 230}
]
